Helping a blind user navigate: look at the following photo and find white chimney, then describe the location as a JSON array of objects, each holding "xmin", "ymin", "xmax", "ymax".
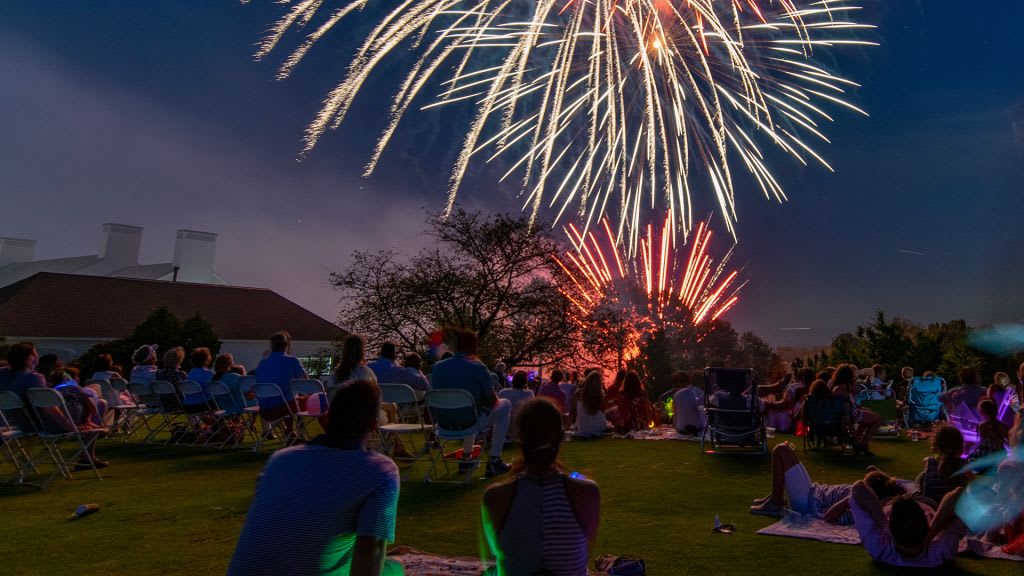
[
  {"xmin": 99, "ymin": 223, "xmax": 142, "ymax": 267},
  {"xmin": 172, "ymin": 229, "xmax": 217, "ymax": 282},
  {"xmin": 0, "ymin": 237, "xmax": 36, "ymax": 266}
]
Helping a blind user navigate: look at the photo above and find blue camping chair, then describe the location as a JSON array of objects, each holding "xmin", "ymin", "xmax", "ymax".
[{"xmin": 904, "ymin": 376, "xmax": 946, "ymax": 428}]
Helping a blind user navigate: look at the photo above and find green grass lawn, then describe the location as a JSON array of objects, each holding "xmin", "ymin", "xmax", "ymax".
[{"xmin": 0, "ymin": 433, "xmax": 1017, "ymax": 575}]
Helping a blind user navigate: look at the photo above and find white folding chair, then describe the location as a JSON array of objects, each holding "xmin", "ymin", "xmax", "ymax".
[
  {"xmin": 26, "ymin": 388, "xmax": 106, "ymax": 487},
  {"xmin": 290, "ymin": 379, "xmax": 327, "ymax": 438},
  {"xmin": 150, "ymin": 380, "xmax": 190, "ymax": 445},
  {"xmin": 252, "ymin": 383, "xmax": 301, "ymax": 450},
  {"xmin": 126, "ymin": 381, "xmax": 168, "ymax": 443},
  {"xmin": 206, "ymin": 380, "xmax": 256, "ymax": 449},
  {"xmin": 424, "ymin": 389, "xmax": 484, "ymax": 484},
  {"xmin": 379, "ymin": 383, "xmax": 434, "ymax": 480},
  {"xmin": 175, "ymin": 380, "xmax": 216, "ymax": 446},
  {"xmin": 0, "ymin": 391, "xmax": 42, "ymax": 487},
  {"xmin": 86, "ymin": 378, "xmax": 136, "ymax": 436}
]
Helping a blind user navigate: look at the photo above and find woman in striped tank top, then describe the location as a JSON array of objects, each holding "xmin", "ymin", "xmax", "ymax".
[{"xmin": 482, "ymin": 397, "xmax": 600, "ymax": 576}]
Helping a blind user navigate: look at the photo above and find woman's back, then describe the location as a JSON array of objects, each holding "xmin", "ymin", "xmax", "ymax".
[
  {"xmin": 575, "ymin": 401, "xmax": 609, "ymax": 436},
  {"xmin": 496, "ymin": 474, "xmax": 590, "ymax": 576}
]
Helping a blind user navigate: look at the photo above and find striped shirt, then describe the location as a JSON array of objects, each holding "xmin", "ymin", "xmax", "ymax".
[
  {"xmin": 498, "ymin": 474, "xmax": 590, "ymax": 576},
  {"xmin": 228, "ymin": 443, "xmax": 399, "ymax": 576},
  {"xmin": 810, "ymin": 483, "xmax": 854, "ymax": 525},
  {"xmin": 915, "ymin": 456, "xmax": 969, "ymax": 504}
]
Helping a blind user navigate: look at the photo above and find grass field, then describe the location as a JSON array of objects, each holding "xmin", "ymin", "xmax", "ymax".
[{"xmin": 0, "ymin": 432, "xmax": 1017, "ymax": 575}]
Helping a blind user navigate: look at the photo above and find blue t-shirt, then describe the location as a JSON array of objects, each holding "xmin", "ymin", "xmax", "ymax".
[
  {"xmin": 254, "ymin": 352, "xmax": 308, "ymax": 404},
  {"xmin": 184, "ymin": 367, "xmax": 215, "ymax": 405},
  {"xmin": 367, "ymin": 358, "xmax": 431, "ymax": 392},
  {"xmin": 430, "ymin": 353, "xmax": 495, "ymax": 411},
  {"xmin": 228, "ymin": 444, "xmax": 399, "ymax": 576}
]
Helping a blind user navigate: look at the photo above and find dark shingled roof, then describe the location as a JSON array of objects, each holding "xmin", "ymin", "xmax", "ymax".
[{"xmin": 0, "ymin": 272, "xmax": 343, "ymax": 341}]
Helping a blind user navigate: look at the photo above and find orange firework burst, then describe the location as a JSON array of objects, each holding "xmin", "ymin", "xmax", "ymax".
[{"xmin": 557, "ymin": 214, "xmax": 743, "ymax": 329}]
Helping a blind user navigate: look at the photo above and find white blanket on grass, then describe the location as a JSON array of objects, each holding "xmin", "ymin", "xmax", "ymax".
[
  {"xmin": 388, "ymin": 548, "xmax": 492, "ymax": 575},
  {"xmin": 612, "ymin": 425, "xmax": 700, "ymax": 442},
  {"xmin": 756, "ymin": 514, "xmax": 1024, "ymax": 561}
]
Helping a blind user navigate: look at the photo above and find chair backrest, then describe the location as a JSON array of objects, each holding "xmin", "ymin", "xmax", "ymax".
[
  {"xmin": 177, "ymin": 380, "xmax": 204, "ymax": 396},
  {"xmin": 290, "ymin": 379, "xmax": 325, "ymax": 396},
  {"xmin": 380, "ymin": 383, "xmax": 418, "ymax": 406},
  {"xmin": 253, "ymin": 383, "xmax": 294, "ymax": 417},
  {"xmin": 704, "ymin": 368, "xmax": 757, "ymax": 400},
  {"xmin": 110, "ymin": 378, "xmax": 129, "ymax": 393},
  {"xmin": 207, "ymin": 380, "xmax": 241, "ymax": 413},
  {"xmin": 150, "ymin": 380, "xmax": 178, "ymax": 396},
  {"xmin": 127, "ymin": 381, "xmax": 157, "ymax": 406},
  {"xmin": 25, "ymin": 388, "xmax": 77, "ymax": 434},
  {"xmin": 803, "ymin": 395, "xmax": 850, "ymax": 436},
  {"xmin": 426, "ymin": 389, "xmax": 478, "ymax": 432},
  {"xmin": 908, "ymin": 376, "xmax": 945, "ymax": 423},
  {"xmin": 0, "ymin": 391, "xmax": 35, "ymax": 432},
  {"xmin": 704, "ymin": 367, "xmax": 759, "ymax": 428},
  {"xmin": 86, "ymin": 379, "xmax": 121, "ymax": 406}
]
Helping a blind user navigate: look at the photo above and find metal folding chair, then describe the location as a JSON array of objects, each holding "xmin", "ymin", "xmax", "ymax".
[
  {"xmin": 290, "ymin": 379, "xmax": 327, "ymax": 439},
  {"xmin": 252, "ymin": 383, "xmax": 302, "ymax": 449},
  {"xmin": 176, "ymin": 380, "xmax": 216, "ymax": 446},
  {"xmin": 207, "ymin": 380, "xmax": 256, "ymax": 449},
  {"xmin": 701, "ymin": 367, "xmax": 766, "ymax": 455},
  {"xmin": 26, "ymin": 388, "xmax": 106, "ymax": 487},
  {"xmin": 424, "ymin": 388, "xmax": 483, "ymax": 484},
  {"xmin": 0, "ymin": 391, "xmax": 42, "ymax": 486},
  {"xmin": 379, "ymin": 383, "xmax": 435, "ymax": 480},
  {"xmin": 126, "ymin": 381, "xmax": 168, "ymax": 443},
  {"xmin": 150, "ymin": 380, "xmax": 191, "ymax": 445}
]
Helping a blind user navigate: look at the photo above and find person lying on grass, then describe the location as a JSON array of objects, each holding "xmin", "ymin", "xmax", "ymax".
[
  {"xmin": 750, "ymin": 442, "xmax": 905, "ymax": 524},
  {"xmin": 228, "ymin": 379, "xmax": 403, "ymax": 576},
  {"xmin": 482, "ymin": 397, "xmax": 600, "ymax": 576},
  {"xmin": 850, "ymin": 481, "xmax": 966, "ymax": 567}
]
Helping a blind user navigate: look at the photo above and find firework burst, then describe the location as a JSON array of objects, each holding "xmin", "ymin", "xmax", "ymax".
[
  {"xmin": 253, "ymin": 0, "xmax": 874, "ymax": 247},
  {"xmin": 557, "ymin": 214, "xmax": 743, "ymax": 329}
]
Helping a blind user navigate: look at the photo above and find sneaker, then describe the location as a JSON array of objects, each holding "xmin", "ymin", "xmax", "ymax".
[
  {"xmin": 749, "ymin": 500, "xmax": 785, "ymax": 517},
  {"xmin": 458, "ymin": 459, "xmax": 479, "ymax": 474},
  {"xmin": 751, "ymin": 494, "xmax": 772, "ymax": 505},
  {"xmin": 485, "ymin": 458, "xmax": 511, "ymax": 476}
]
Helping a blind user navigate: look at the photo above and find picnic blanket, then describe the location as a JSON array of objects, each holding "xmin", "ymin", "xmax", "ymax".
[
  {"xmin": 612, "ymin": 425, "xmax": 700, "ymax": 442},
  {"xmin": 388, "ymin": 547, "xmax": 492, "ymax": 575},
  {"xmin": 756, "ymin": 515, "xmax": 1024, "ymax": 562}
]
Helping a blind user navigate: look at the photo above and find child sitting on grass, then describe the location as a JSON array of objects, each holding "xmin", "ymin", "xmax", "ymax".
[
  {"xmin": 915, "ymin": 425, "xmax": 972, "ymax": 504},
  {"xmin": 969, "ymin": 398, "xmax": 1009, "ymax": 470}
]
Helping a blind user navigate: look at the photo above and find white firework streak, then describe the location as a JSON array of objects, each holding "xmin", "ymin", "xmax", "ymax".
[{"xmin": 256, "ymin": 0, "xmax": 875, "ymax": 249}]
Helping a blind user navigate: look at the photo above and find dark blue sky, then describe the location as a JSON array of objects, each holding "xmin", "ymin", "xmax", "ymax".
[{"xmin": 1, "ymin": 2, "xmax": 1022, "ymax": 347}]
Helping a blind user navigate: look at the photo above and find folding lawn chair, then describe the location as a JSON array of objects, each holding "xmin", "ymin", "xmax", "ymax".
[
  {"xmin": 701, "ymin": 367, "xmax": 766, "ymax": 455},
  {"xmin": 290, "ymin": 379, "xmax": 327, "ymax": 439},
  {"xmin": 26, "ymin": 388, "xmax": 106, "ymax": 487},
  {"xmin": 252, "ymin": 383, "xmax": 302, "ymax": 450},
  {"xmin": 150, "ymin": 380, "xmax": 198, "ymax": 444},
  {"xmin": 126, "ymin": 381, "xmax": 168, "ymax": 443},
  {"xmin": 0, "ymin": 391, "xmax": 42, "ymax": 486},
  {"xmin": 802, "ymin": 395, "xmax": 854, "ymax": 453},
  {"xmin": 176, "ymin": 380, "xmax": 217, "ymax": 446},
  {"xmin": 206, "ymin": 380, "xmax": 255, "ymax": 449},
  {"xmin": 379, "ymin": 383, "xmax": 435, "ymax": 480},
  {"xmin": 424, "ymin": 388, "xmax": 483, "ymax": 484},
  {"xmin": 905, "ymin": 376, "xmax": 946, "ymax": 428},
  {"xmin": 86, "ymin": 378, "xmax": 136, "ymax": 437}
]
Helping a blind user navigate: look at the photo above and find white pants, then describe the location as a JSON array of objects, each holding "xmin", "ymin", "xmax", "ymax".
[{"xmin": 464, "ymin": 398, "xmax": 511, "ymax": 458}]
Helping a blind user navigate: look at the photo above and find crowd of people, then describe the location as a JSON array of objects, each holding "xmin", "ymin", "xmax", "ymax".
[{"xmin": 4, "ymin": 330, "xmax": 1024, "ymax": 574}]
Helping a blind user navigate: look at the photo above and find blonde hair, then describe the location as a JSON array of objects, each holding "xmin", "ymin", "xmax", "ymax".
[{"xmin": 163, "ymin": 346, "xmax": 185, "ymax": 369}]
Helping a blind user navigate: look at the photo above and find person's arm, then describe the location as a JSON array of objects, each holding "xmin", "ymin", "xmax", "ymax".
[
  {"xmin": 897, "ymin": 487, "xmax": 964, "ymax": 559},
  {"xmin": 479, "ymin": 367, "xmax": 498, "ymax": 410},
  {"xmin": 567, "ymin": 478, "xmax": 601, "ymax": 545},
  {"xmin": 822, "ymin": 497, "xmax": 851, "ymax": 524},
  {"xmin": 350, "ymin": 536, "xmax": 388, "ymax": 576},
  {"xmin": 850, "ymin": 480, "xmax": 887, "ymax": 529},
  {"xmin": 294, "ymin": 358, "xmax": 309, "ymax": 380}
]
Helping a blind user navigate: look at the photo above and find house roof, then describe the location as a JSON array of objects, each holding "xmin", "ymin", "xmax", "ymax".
[{"xmin": 0, "ymin": 272, "xmax": 343, "ymax": 342}]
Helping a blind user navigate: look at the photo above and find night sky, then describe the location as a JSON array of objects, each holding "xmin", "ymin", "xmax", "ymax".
[{"xmin": 2, "ymin": 2, "xmax": 1022, "ymax": 348}]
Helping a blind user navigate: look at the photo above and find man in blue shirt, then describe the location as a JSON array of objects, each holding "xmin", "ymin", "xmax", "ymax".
[
  {"xmin": 367, "ymin": 342, "xmax": 430, "ymax": 392},
  {"xmin": 430, "ymin": 330, "xmax": 511, "ymax": 475},
  {"xmin": 254, "ymin": 331, "xmax": 308, "ymax": 409}
]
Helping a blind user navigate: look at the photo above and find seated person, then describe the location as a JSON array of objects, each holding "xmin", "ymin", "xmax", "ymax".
[
  {"xmin": 830, "ymin": 364, "xmax": 882, "ymax": 456},
  {"xmin": 611, "ymin": 371, "xmax": 658, "ymax": 433},
  {"xmin": 765, "ymin": 368, "xmax": 814, "ymax": 433},
  {"xmin": 183, "ymin": 347, "xmax": 217, "ymax": 414},
  {"xmin": 707, "ymin": 370, "xmax": 763, "ymax": 432},
  {"xmin": 367, "ymin": 342, "xmax": 429, "ymax": 392},
  {"xmin": 916, "ymin": 425, "xmax": 972, "ymax": 504},
  {"xmin": 670, "ymin": 370, "xmax": 705, "ymax": 435},
  {"xmin": 537, "ymin": 369, "xmax": 568, "ymax": 412},
  {"xmin": 129, "ymin": 345, "xmax": 159, "ymax": 384},
  {"xmin": 895, "ymin": 366, "xmax": 914, "ymax": 404},
  {"xmin": 156, "ymin": 347, "xmax": 189, "ymax": 410},
  {"xmin": 400, "ymin": 353, "xmax": 430, "ymax": 393},
  {"xmin": 498, "ymin": 371, "xmax": 534, "ymax": 441},
  {"xmin": 228, "ymin": 380, "xmax": 403, "ymax": 576},
  {"xmin": 749, "ymin": 442, "xmax": 904, "ymax": 522},
  {"xmin": 50, "ymin": 365, "xmax": 107, "ymax": 428},
  {"xmin": 941, "ymin": 367, "xmax": 987, "ymax": 420},
  {"xmin": 430, "ymin": 329, "xmax": 511, "ymax": 475},
  {"xmin": 482, "ymin": 398, "xmax": 599, "ymax": 576},
  {"xmin": 89, "ymin": 353, "xmax": 122, "ymax": 383},
  {"xmin": 211, "ymin": 353, "xmax": 247, "ymax": 413},
  {"xmin": 968, "ymin": 399, "xmax": 1009, "ymax": 470},
  {"xmin": 850, "ymin": 482, "xmax": 966, "ymax": 567},
  {"xmin": 574, "ymin": 372, "xmax": 611, "ymax": 437}
]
